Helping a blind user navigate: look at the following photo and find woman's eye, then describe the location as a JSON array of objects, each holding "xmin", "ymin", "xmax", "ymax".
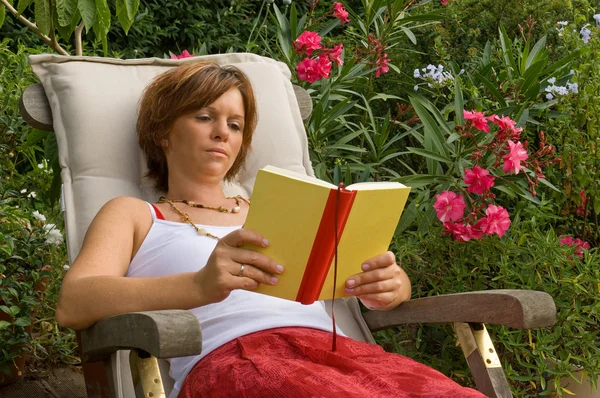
[
  {"xmin": 196, "ymin": 115, "xmax": 211, "ymax": 121},
  {"xmin": 229, "ymin": 123, "xmax": 241, "ymax": 131}
]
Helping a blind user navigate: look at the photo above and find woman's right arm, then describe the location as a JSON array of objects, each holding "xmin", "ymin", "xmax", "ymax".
[
  {"xmin": 55, "ymin": 197, "xmax": 208, "ymax": 330},
  {"xmin": 56, "ymin": 197, "xmax": 282, "ymax": 330}
]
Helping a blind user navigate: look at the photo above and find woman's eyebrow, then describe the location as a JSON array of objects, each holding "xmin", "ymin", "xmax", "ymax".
[{"xmin": 204, "ymin": 105, "xmax": 244, "ymax": 120}]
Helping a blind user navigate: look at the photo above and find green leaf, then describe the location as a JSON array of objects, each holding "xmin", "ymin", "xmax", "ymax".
[
  {"xmin": 394, "ymin": 174, "xmax": 454, "ymax": 188},
  {"xmin": 0, "ymin": 321, "xmax": 10, "ymax": 330},
  {"xmin": 407, "ymin": 147, "xmax": 452, "ymax": 164},
  {"xmin": 537, "ymin": 177, "xmax": 561, "ymax": 193},
  {"xmin": 93, "ymin": 0, "xmax": 110, "ymax": 55},
  {"xmin": 272, "ymin": 4, "xmax": 291, "ymax": 62},
  {"xmin": 35, "ymin": 0, "xmax": 52, "ymax": 36},
  {"xmin": 400, "ymin": 26, "xmax": 416, "ymax": 45},
  {"xmin": 499, "ymin": 25, "xmax": 517, "ymax": 81},
  {"xmin": 409, "ymin": 96, "xmax": 449, "ymax": 157},
  {"xmin": 454, "ymin": 78, "xmax": 464, "ymax": 126},
  {"xmin": 115, "ymin": 0, "xmax": 138, "ymax": 34},
  {"xmin": 289, "ymin": 2, "xmax": 297, "ymax": 39},
  {"xmin": 318, "ymin": 18, "xmax": 339, "ymax": 37},
  {"xmin": 56, "ymin": 0, "xmax": 77, "ymax": 26},
  {"xmin": 54, "ymin": 8, "xmax": 80, "ymax": 41},
  {"xmin": 519, "ymin": 60, "xmax": 546, "ymax": 97},
  {"xmin": 17, "ymin": 0, "xmax": 33, "ymax": 14},
  {"xmin": 525, "ymin": 35, "xmax": 547, "ymax": 70},
  {"xmin": 14, "ymin": 317, "xmax": 31, "ymax": 327},
  {"xmin": 0, "ymin": 4, "xmax": 5, "ymax": 29},
  {"xmin": 77, "ymin": 0, "xmax": 96, "ymax": 31},
  {"xmin": 475, "ymin": 72, "xmax": 507, "ymax": 107}
]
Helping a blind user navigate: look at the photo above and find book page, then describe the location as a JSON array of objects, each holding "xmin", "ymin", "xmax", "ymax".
[{"xmin": 318, "ymin": 185, "xmax": 411, "ymax": 300}]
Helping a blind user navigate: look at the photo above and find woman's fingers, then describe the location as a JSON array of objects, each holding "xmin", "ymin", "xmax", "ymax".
[
  {"xmin": 234, "ymin": 263, "xmax": 279, "ymax": 286},
  {"xmin": 228, "ymin": 247, "xmax": 283, "ymax": 277},
  {"xmin": 345, "ymin": 276, "xmax": 400, "ymax": 295},
  {"xmin": 220, "ymin": 228, "xmax": 269, "ymax": 249}
]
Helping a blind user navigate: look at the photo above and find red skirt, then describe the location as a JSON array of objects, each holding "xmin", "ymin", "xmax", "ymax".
[{"xmin": 179, "ymin": 327, "xmax": 485, "ymax": 398}]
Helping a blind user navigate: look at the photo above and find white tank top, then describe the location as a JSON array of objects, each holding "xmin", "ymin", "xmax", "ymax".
[{"xmin": 127, "ymin": 203, "xmax": 343, "ymax": 398}]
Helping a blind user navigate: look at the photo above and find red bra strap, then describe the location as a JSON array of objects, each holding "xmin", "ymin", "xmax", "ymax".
[{"xmin": 151, "ymin": 204, "xmax": 165, "ymax": 220}]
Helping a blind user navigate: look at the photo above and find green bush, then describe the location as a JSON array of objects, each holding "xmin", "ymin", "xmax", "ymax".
[{"xmin": 0, "ymin": 40, "xmax": 75, "ymax": 376}]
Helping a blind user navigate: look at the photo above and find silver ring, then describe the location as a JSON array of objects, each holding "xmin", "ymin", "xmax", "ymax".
[{"xmin": 238, "ymin": 264, "xmax": 245, "ymax": 277}]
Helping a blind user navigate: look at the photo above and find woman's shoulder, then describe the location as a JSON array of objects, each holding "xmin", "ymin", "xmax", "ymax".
[
  {"xmin": 100, "ymin": 196, "xmax": 150, "ymax": 215},
  {"xmin": 93, "ymin": 196, "xmax": 154, "ymax": 228}
]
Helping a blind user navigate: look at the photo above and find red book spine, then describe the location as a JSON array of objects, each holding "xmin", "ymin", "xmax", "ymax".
[{"xmin": 295, "ymin": 187, "xmax": 357, "ymax": 304}]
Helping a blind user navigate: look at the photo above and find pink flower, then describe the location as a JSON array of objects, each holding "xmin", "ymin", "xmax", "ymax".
[
  {"xmin": 443, "ymin": 221, "xmax": 484, "ymax": 241},
  {"xmin": 464, "ymin": 110, "xmax": 490, "ymax": 132},
  {"xmin": 316, "ymin": 56, "xmax": 332, "ymax": 79},
  {"xmin": 502, "ymin": 141, "xmax": 529, "ymax": 174},
  {"xmin": 170, "ymin": 50, "xmax": 194, "ymax": 59},
  {"xmin": 489, "ymin": 115, "xmax": 516, "ymax": 130},
  {"xmin": 328, "ymin": 44, "xmax": 344, "ymax": 66},
  {"xmin": 464, "ymin": 166, "xmax": 495, "ymax": 194},
  {"xmin": 294, "ymin": 31, "xmax": 322, "ymax": 55},
  {"xmin": 332, "ymin": 2, "xmax": 351, "ymax": 25},
  {"xmin": 375, "ymin": 53, "xmax": 390, "ymax": 78},
  {"xmin": 489, "ymin": 114, "xmax": 522, "ymax": 140},
  {"xmin": 296, "ymin": 58, "xmax": 321, "ymax": 83},
  {"xmin": 441, "ymin": 0, "xmax": 448, "ymax": 4},
  {"xmin": 434, "ymin": 191, "xmax": 466, "ymax": 223},
  {"xmin": 479, "ymin": 205, "xmax": 511, "ymax": 238},
  {"xmin": 559, "ymin": 235, "xmax": 591, "ymax": 258}
]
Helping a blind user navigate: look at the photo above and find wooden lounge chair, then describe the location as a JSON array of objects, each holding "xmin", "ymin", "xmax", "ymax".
[{"xmin": 20, "ymin": 53, "xmax": 556, "ymax": 398}]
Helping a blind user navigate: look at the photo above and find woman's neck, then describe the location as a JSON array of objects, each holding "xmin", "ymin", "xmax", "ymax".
[{"xmin": 165, "ymin": 175, "xmax": 228, "ymax": 204}]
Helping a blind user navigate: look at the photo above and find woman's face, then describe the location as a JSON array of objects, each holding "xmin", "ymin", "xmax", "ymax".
[{"xmin": 165, "ymin": 88, "xmax": 245, "ymax": 181}]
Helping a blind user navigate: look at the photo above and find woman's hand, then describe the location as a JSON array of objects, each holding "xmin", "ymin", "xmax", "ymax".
[
  {"xmin": 344, "ymin": 251, "xmax": 411, "ymax": 311},
  {"xmin": 194, "ymin": 228, "xmax": 284, "ymax": 304}
]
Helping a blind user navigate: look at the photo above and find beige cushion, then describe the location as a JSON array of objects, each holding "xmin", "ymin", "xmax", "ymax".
[
  {"xmin": 29, "ymin": 54, "xmax": 375, "ymax": 398},
  {"xmin": 29, "ymin": 53, "xmax": 314, "ymax": 260}
]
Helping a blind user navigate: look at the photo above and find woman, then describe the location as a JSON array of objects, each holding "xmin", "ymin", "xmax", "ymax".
[{"xmin": 56, "ymin": 62, "xmax": 484, "ymax": 398}]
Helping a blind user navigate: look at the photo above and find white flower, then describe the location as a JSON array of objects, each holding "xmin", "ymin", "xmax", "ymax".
[
  {"xmin": 32, "ymin": 210, "xmax": 46, "ymax": 222},
  {"xmin": 414, "ymin": 85, "xmax": 419, "ymax": 91},
  {"xmin": 63, "ymin": 265, "xmax": 70, "ymax": 271},
  {"xmin": 570, "ymin": 69, "xmax": 575, "ymax": 75},
  {"xmin": 44, "ymin": 224, "xmax": 64, "ymax": 246},
  {"xmin": 581, "ymin": 25, "xmax": 591, "ymax": 44},
  {"xmin": 567, "ymin": 82, "xmax": 579, "ymax": 94},
  {"xmin": 413, "ymin": 69, "xmax": 421, "ymax": 78},
  {"xmin": 557, "ymin": 21, "xmax": 569, "ymax": 26},
  {"xmin": 547, "ymin": 77, "xmax": 556, "ymax": 84},
  {"xmin": 28, "ymin": 191, "xmax": 36, "ymax": 198},
  {"xmin": 20, "ymin": 189, "xmax": 27, "ymax": 193},
  {"xmin": 546, "ymin": 93, "xmax": 554, "ymax": 100},
  {"xmin": 38, "ymin": 163, "xmax": 44, "ymax": 169},
  {"xmin": 556, "ymin": 86, "xmax": 569, "ymax": 95},
  {"xmin": 594, "ymin": 14, "xmax": 600, "ymax": 26}
]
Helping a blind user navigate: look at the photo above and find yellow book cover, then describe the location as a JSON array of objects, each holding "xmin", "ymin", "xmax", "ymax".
[{"xmin": 244, "ymin": 166, "xmax": 411, "ymax": 304}]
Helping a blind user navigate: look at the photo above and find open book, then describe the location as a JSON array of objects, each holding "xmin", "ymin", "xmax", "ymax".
[{"xmin": 244, "ymin": 166, "xmax": 411, "ymax": 304}]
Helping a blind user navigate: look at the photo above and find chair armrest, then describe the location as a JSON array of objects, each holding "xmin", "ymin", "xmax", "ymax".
[
  {"xmin": 362, "ymin": 289, "xmax": 556, "ymax": 332},
  {"xmin": 80, "ymin": 310, "xmax": 202, "ymax": 363}
]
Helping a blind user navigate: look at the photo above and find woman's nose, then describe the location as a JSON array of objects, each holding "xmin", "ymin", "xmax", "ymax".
[{"xmin": 212, "ymin": 119, "xmax": 230, "ymax": 140}]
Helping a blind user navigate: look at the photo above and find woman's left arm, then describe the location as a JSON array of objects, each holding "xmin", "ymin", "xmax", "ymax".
[{"xmin": 344, "ymin": 251, "xmax": 411, "ymax": 310}]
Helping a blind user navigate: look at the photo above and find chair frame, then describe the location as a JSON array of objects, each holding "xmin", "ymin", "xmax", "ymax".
[{"xmin": 20, "ymin": 83, "xmax": 557, "ymax": 398}]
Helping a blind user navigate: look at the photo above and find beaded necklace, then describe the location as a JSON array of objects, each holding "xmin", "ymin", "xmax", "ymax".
[{"xmin": 158, "ymin": 196, "xmax": 250, "ymax": 240}]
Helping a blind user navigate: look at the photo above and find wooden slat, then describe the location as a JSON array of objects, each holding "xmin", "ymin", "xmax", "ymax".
[
  {"xmin": 455, "ymin": 322, "xmax": 513, "ymax": 398},
  {"xmin": 293, "ymin": 84, "xmax": 313, "ymax": 121},
  {"xmin": 19, "ymin": 83, "xmax": 313, "ymax": 130},
  {"xmin": 80, "ymin": 310, "xmax": 202, "ymax": 363},
  {"xmin": 19, "ymin": 84, "xmax": 53, "ymax": 131},
  {"xmin": 363, "ymin": 290, "xmax": 556, "ymax": 331}
]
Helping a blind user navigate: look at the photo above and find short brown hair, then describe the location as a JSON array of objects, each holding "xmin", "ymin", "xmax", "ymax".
[{"xmin": 137, "ymin": 62, "xmax": 258, "ymax": 192}]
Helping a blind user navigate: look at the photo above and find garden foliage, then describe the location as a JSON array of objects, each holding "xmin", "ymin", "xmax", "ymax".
[{"xmin": 0, "ymin": 0, "xmax": 599, "ymax": 395}]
